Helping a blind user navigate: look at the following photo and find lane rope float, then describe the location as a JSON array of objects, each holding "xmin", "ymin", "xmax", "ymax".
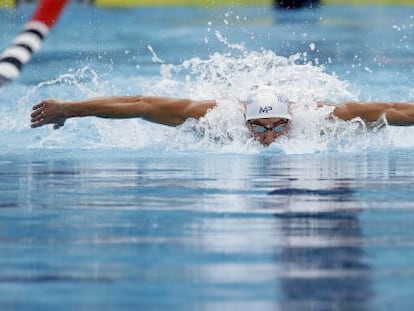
[{"xmin": 0, "ymin": 0, "xmax": 68, "ymax": 87}]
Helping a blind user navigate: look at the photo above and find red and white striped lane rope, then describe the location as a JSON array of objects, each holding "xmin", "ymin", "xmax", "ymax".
[{"xmin": 0, "ymin": 0, "xmax": 68, "ymax": 87}]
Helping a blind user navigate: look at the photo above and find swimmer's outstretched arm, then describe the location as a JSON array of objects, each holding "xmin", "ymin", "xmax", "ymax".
[
  {"xmin": 31, "ymin": 95, "xmax": 217, "ymax": 129},
  {"xmin": 319, "ymin": 101, "xmax": 414, "ymax": 126}
]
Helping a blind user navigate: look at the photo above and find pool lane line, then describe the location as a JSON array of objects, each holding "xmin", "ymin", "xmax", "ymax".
[{"xmin": 0, "ymin": 0, "xmax": 68, "ymax": 87}]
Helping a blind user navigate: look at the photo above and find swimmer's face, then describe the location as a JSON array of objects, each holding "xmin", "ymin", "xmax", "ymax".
[{"xmin": 247, "ymin": 117, "xmax": 290, "ymax": 146}]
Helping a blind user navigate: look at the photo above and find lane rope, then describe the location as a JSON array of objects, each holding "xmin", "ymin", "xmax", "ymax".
[{"xmin": 0, "ymin": 0, "xmax": 68, "ymax": 87}]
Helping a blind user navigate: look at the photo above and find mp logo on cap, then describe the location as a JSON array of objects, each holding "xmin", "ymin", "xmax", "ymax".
[{"xmin": 259, "ymin": 106, "xmax": 273, "ymax": 114}]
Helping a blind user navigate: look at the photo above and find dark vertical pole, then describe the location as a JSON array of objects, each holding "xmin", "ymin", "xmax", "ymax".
[{"xmin": 275, "ymin": 0, "xmax": 320, "ymax": 9}]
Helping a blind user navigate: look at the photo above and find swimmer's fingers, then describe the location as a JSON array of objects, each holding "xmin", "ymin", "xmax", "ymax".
[
  {"xmin": 32, "ymin": 102, "xmax": 44, "ymax": 110},
  {"xmin": 30, "ymin": 107, "xmax": 43, "ymax": 122},
  {"xmin": 30, "ymin": 117, "xmax": 47, "ymax": 128},
  {"xmin": 53, "ymin": 119, "xmax": 66, "ymax": 130},
  {"xmin": 30, "ymin": 101, "xmax": 48, "ymax": 125},
  {"xmin": 30, "ymin": 99, "xmax": 67, "ymax": 129},
  {"xmin": 31, "ymin": 115, "xmax": 66, "ymax": 129},
  {"xmin": 30, "ymin": 105, "xmax": 47, "ymax": 126}
]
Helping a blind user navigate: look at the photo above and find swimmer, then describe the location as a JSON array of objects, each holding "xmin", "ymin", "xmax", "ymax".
[{"xmin": 30, "ymin": 85, "xmax": 414, "ymax": 146}]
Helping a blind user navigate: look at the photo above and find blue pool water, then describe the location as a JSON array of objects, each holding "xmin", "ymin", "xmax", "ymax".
[{"xmin": 1, "ymin": 3, "xmax": 414, "ymax": 310}]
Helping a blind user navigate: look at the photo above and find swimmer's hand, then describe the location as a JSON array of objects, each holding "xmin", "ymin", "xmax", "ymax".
[{"xmin": 31, "ymin": 99, "xmax": 68, "ymax": 129}]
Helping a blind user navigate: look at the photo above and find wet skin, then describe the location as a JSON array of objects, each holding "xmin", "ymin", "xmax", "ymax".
[{"xmin": 247, "ymin": 117, "xmax": 290, "ymax": 146}]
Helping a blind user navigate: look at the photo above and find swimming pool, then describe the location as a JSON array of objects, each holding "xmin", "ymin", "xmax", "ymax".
[{"xmin": 1, "ymin": 3, "xmax": 414, "ymax": 310}]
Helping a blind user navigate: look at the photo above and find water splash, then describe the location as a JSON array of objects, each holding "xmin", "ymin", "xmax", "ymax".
[{"xmin": 1, "ymin": 43, "xmax": 414, "ymax": 154}]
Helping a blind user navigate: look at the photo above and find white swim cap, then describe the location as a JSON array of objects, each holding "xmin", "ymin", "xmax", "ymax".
[{"xmin": 245, "ymin": 86, "xmax": 291, "ymax": 121}]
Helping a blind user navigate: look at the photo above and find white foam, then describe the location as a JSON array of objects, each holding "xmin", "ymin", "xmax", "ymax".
[{"xmin": 5, "ymin": 48, "xmax": 414, "ymax": 154}]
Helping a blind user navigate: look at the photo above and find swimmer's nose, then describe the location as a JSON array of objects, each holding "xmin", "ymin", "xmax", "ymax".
[{"xmin": 262, "ymin": 131, "xmax": 278, "ymax": 146}]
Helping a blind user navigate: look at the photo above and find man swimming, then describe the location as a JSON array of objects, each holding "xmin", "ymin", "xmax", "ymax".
[{"xmin": 30, "ymin": 85, "xmax": 414, "ymax": 146}]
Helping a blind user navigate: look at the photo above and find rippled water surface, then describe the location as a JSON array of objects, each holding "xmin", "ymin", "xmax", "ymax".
[{"xmin": 1, "ymin": 3, "xmax": 414, "ymax": 310}]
